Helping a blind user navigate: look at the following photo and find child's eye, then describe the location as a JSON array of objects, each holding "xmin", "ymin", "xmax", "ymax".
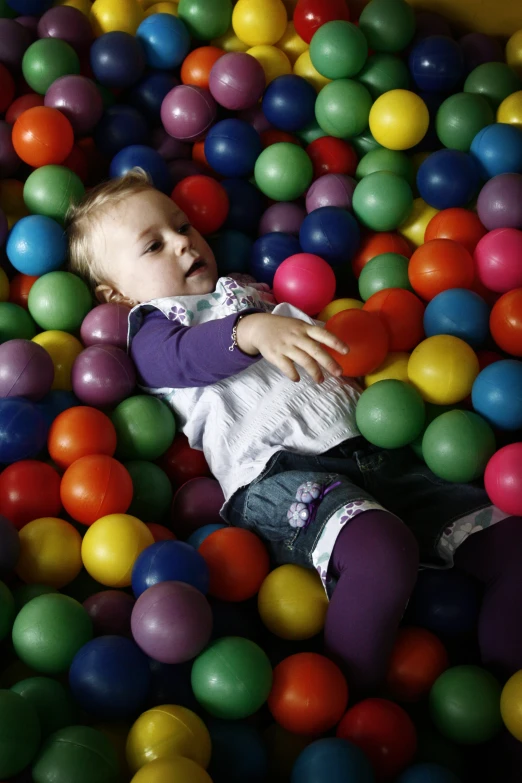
[
  {"xmin": 178, "ymin": 223, "xmax": 191, "ymax": 235},
  {"xmin": 145, "ymin": 240, "xmax": 162, "ymax": 253}
]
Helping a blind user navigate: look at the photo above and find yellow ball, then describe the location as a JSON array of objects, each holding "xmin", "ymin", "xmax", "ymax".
[
  {"xmin": 233, "ymin": 0, "xmax": 287, "ymax": 47},
  {"xmin": 497, "ymin": 90, "xmax": 522, "ymax": 129},
  {"xmin": 212, "ymin": 28, "xmax": 249, "ymax": 52},
  {"xmin": 126, "ymin": 705, "xmax": 211, "ymax": 773},
  {"xmin": 277, "ymin": 21, "xmax": 308, "ymax": 66},
  {"xmin": 365, "ymin": 352, "xmax": 410, "ymax": 387},
  {"xmin": 0, "ymin": 180, "xmax": 29, "ymax": 229},
  {"xmin": 293, "ymin": 49, "xmax": 331, "ymax": 92},
  {"xmin": 247, "ymin": 44, "xmax": 291, "ymax": 84},
  {"xmin": 90, "ymin": 0, "xmax": 144, "ymax": 35},
  {"xmin": 369, "ymin": 90, "xmax": 429, "ymax": 151},
  {"xmin": 408, "ymin": 335, "xmax": 479, "ymax": 405},
  {"xmin": 318, "ymin": 298, "xmax": 363, "ymax": 321},
  {"xmin": 131, "ymin": 757, "xmax": 212, "ymax": 783},
  {"xmin": 0, "ymin": 268, "xmax": 9, "ymax": 303},
  {"xmin": 398, "ymin": 197, "xmax": 439, "ymax": 248},
  {"xmin": 258, "ymin": 564, "xmax": 328, "ymax": 640},
  {"xmin": 32, "ymin": 330, "xmax": 83, "ymax": 391},
  {"xmin": 501, "ymin": 670, "xmax": 522, "ymax": 742},
  {"xmin": 53, "ymin": 0, "xmax": 92, "ymax": 15},
  {"xmin": 506, "ymin": 30, "xmax": 522, "ymax": 78},
  {"xmin": 144, "ymin": 1, "xmax": 176, "ymax": 14},
  {"xmin": 16, "ymin": 517, "xmax": 83, "ymax": 589},
  {"xmin": 81, "ymin": 514, "xmax": 154, "ymax": 588}
]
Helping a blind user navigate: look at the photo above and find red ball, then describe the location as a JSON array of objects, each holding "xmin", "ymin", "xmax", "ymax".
[
  {"xmin": 385, "ymin": 627, "xmax": 449, "ymax": 702},
  {"xmin": 363, "ymin": 288, "xmax": 425, "ymax": 352},
  {"xmin": 146, "ymin": 522, "xmax": 176, "ymax": 542},
  {"xmin": 12, "ymin": 106, "xmax": 74, "ymax": 168},
  {"xmin": 326, "ymin": 308, "xmax": 389, "ymax": 376},
  {"xmin": 268, "ymin": 652, "xmax": 349, "ymax": 734},
  {"xmin": 5, "ymin": 93, "xmax": 45, "ymax": 125},
  {"xmin": 170, "ymin": 476, "xmax": 224, "ymax": 539},
  {"xmin": 485, "ymin": 443, "xmax": 522, "ymax": 516},
  {"xmin": 60, "ymin": 454, "xmax": 133, "ymax": 525},
  {"xmin": 408, "ymin": 239, "xmax": 475, "ymax": 301},
  {"xmin": 477, "ymin": 349, "xmax": 503, "ymax": 371},
  {"xmin": 181, "ymin": 46, "xmax": 225, "ymax": 90},
  {"xmin": 306, "ymin": 136, "xmax": 358, "ymax": 179},
  {"xmin": 261, "ymin": 129, "xmax": 301, "ymax": 148},
  {"xmin": 273, "ymin": 253, "xmax": 336, "ymax": 316},
  {"xmin": 0, "ymin": 63, "xmax": 15, "ymax": 114},
  {"xmin": 352, "ymin": 231, "xmax": 412, "ymax": 279},
  {"xmin": 8, "ymin": 274, "xmax": 38, "ymax": 309},
  {"xmin": 157, "ymin": 433, "xmax": 210, "ymax": 487},
  {"xmin": 62, "ymin": 144, "xmax": 89, "ymax": 182},
  {"xmin": 0, "ymin": 460, "xmax": 62, "ymax": 530},
  {"xmin": 336, "ymin": 698, "xmax": 417, "ymax": 781},
  {"xmin": 48, "ymin": 406, "xmax": 117, "ymax": 470},
  {"xmin": 294, "ymin": 0, "xmax": 350, "ymax": 43},
  {"xmin": 171, "ymin": 175, "xmax": 229, "ymax": 235},
  {"xmin": 199, "ymin": 526, "xmax": 270, "ymax": 601},
  {"xmin": 490, "ymin": 288, "xmax": 522, "ymax": 356},
  {"xmin": 424, "ymin": 207, "xmax": 487, "ymax": 255}
]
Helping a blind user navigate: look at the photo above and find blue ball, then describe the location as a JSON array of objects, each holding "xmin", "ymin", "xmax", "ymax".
[
  {"xmin": 222, "ymin": 179, "xmax": 265, "ymax": 235},
  {"xmin": 110, "ymin": 144, "xmax": 172, "ymax": 193},
  {"xmin": 209, "ymin": 232, "xmax": 253, "ymax": 275},
  {"xmin": 423, "ymin": 289, "xmax": 490, "ymax": 348},
  {"xmin": 131, "ymin": 540, "xmax": 210, "ymax": 598},
  {"xmin": 90, "ymin": 31, "xmax": 145, "ymax": 89},
  {"xmin": 291, "ymin": 738, "xmax": 374, "ymax": 783},
  {"xmin": 262, "ymin": 74, "xmax": 317, "ymax": 132},
  {"xmin": 470, "ymin": 123, "xmax": 522, "ymax": 179},
  {"xmin": 136, "ymin": 14, "xmax": 190, "ymax": 70},
  {"xmin": 5, "ymin": 0, "xmax": 51, "ymax": 13},
  {"xmin": 0, "ymin": 398, "xmax": 48, "ymax": 463},
  {"xmin": 186, "ymin": 523, "xmax": 227, "ymax": 550},
  {"xmin": 250, "ymin": 232, "xmax": 301, "ymax": 285},
  {"xmin": 6, "ymin": 215, "xmax": 66, "ymax": 276},
  {"xmin": 299, "ymin": 206, "xmax": 360, "ymax": 266},
  {"xmin": 397, "ymin": 763, "xmax": 462, "ymax": 783},
  {"xmin": 94, "ymin": 105, "xmax": 149, "ymax": 158},
  {"xmin": 417, "ymin": 150, "xmax": 481, "ymax": 209},
  {"xmin": 208, "ymin": 719, "xmax": 268, "ymax": 783},
  {"xmin": 410, "ymin": 570, "xmax": 479, "ymax": 637},
  {"xmin": 37, "ymin": 391, "xmax": 80, "ymax": 427},
  {"xmin": 205, "ymin": 119, "xmax": 262, "ymax": 178},
  {"xmin": 69, "ymin": 636, "xmax": 150, "ymax": 720},
  {"xmin": 127, "ymin": 71, "xmax": 178, "ymax": 123},
  {"xmin": 471, "ymin": 359, "xmax": 522, "ymax": 431},
  {"xmin": 409, "ymin": 35, "xmax": 465, "ymax": 93}
]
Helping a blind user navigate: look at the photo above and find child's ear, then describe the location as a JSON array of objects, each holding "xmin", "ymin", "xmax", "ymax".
[{"xmin": 95, "ymin": 284, "xmax": 136, "ymax": 308}]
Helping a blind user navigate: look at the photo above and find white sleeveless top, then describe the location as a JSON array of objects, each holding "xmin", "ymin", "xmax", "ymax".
[{"xmin": 127, "ymin": 277, "xmax": 362, "ymax": 512}]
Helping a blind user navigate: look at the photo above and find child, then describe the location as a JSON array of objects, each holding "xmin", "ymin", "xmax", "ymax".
[{"xmin": 67, "ymin": 170, "xmax": 522, "ymax": 692}]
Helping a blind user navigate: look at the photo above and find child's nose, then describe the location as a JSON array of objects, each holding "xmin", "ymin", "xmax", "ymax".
[{"xmin": 172, "ymin": 230, "xmax": 190, "ymax": 255}]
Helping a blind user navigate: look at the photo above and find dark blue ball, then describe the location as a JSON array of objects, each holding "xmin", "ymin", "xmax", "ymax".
[
  {"xmin": 409, "ymin": 35, "xmax": 465, "ymax": 92},
  {"xmin": 90, "ymin": 31, "xmax": 145, "ymax": 89},
  {"xmin": 37, "ymin": 391, "xmax": 79, "ymax": 427},
  {"xmin": 209, "ymin": 231, "xmax": 253, "ymax": 275},
  {"xmin": 110, "ymin": 144, "xmax": 172, "ymax": 193},
  {"xmin": 262, "ymin": 74, "xmax": 317, "ymax": 132},
  {"xmin": 0, "ymin": 398, "xmax": 48, "ymax": 463},
  {"xmin": 205, "ymin": 119, "xmax": 262, "ymax": 178},
  {"xmin": 222, "ymin": 178, "xmax": 265, "ymax": 235},
  {"xmin": 5, "ymin": 0, "xmax": 51, "ymax": 14},
  {"xmin": 6, "ymin": 215, "xmax": 66, "ymax": 276},
  {"xmin": 396, "ymin": 762, "xmax": 462, "ymax": 783},
  {"xmin": 94, "ymin": 105, "xmax": 149, "ymax": 158},
  {"xmin": 208, "ymin": 719, "xmax": 268, "ymax": 783},
  {"xmin": 472, "ymin": 359, "xmax": 522, "ymax": 431},
  {"xmin": 291, "ymin": 738, "xmax": 374, "ymax": 783},
  {"xmin": 410, "ymin": 570, "xmax": 479, "ymax": 637},
  {"xmin": 131, "ymin": 540, "xmax": 210, "ymax": 598},
  {"xmin": 417, "ymin": 149, "xmax": 481, "ymax": 209},
  {"xmin": 299, "ymin": 206, "xmax": 360, "ymax": 266},
  {"xmin": 470, "ymin": 123, "xmax": 522, "ymax": 179},
  {"xmin": 136, "ymin": 13, "xmax": 190, "ymax": 70},
  {"xmin": 127, "ymin": 71, "xmax": 179, "ymax": 124},
  {"xmin": 187, "ymin": 523, "xmax": 227, "ymax": 549},
  {"xmin": 423, "ymin": 288, "xmax": 490, "ymax": 348},
  {"xmin": 250, "ymin": 232, "xmax": 301, "ymax": 285}
]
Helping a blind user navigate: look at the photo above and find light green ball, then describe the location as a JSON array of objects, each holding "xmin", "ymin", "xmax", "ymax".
[
  {"xmin": 23, "ymin": 165, "xmax": 85, "ymax": 224},
  {"xmin": 421, "ymin": 410, "xmax": 496, "ymax": 483},
  {"xmin": 356, "ymin": 53, "xmax": 410, "ymax": 99},
  {"xmin": 359, "ymin": 0, "xmax": 416, "ymax": 54},
  {"xmin": 310, "ymin": 21, "xmax": 368, "ymax": 80},
  {"xmin": 111, "ymin": 395, "xmax": 177, "ymax": 461},
  {"xmin": 355, "ymin": 379, "xmax": 425, "ymax": 448},
  {"xmin": 315, "ymin": 79, "xmax": 372, "ymax": 139},
  {"xmin": 28, "ymin": 271, "xmax": 92, "ymax": 332},
  {"xmin": 353, "ymin": 171, "xmax": 413, "ymax": 231},
  {"xmin": 22, "ymin": 38, "xmax": 80, "ymax": 95},
  {"xmin": 358, "ymin": 253, "xmax": 411, "ymax": 301},
  {"xmin": 356, "ymin": 148, "xmax": 415, "ymax": 186},
  {"xmin": 436, "ymin": 92, "xmax": 494, "ymax": 151},
  {"xmin": 254, "ymin": 143, "xmax": 313, "ymax": 201}
]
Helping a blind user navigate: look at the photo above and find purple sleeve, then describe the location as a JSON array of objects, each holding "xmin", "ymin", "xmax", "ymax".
[{"xmin": 130, "ymin": 308, "xmax": 263, "ymax": 389}]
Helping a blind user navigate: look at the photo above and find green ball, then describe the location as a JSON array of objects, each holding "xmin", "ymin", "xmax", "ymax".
[
  {"xmin": 32, "ymin": 725, "xmax": 119, "ymax": 783},
  {"xmin": 429, "ymin": 665, "xmax": 503, "ymax": 745},
  {"xmin": 12, "ymin": 593, "xmax": 92, "ymax": 675},
  {"xmin": 22, "ymin": 38, "xmax": 80, "ymax": 95},
  {"xmin": 28, "ymin": 271, "xmax": 92, "ymax": 332},
  {"xmin": 23, "ymin": 164, "xmax": 85, "ymax": 224},
  {"xmin": 0, "ymin": 690, "xmax": 41, "ymax": 778},
  {"xmin": 0, "ymin": 580, "xmax": 15, "ymax": 641},
  {"xmin": 191, "ymin": 636, "xmax": 273, "ymax": 719},
  {"xmin": 178, "ymin": 0, "xmax": 232, "ymax": 39},
  {"xmin": 436, "ymin": 92, "xmax": 495, "ymax": 151},
  {"xmin": 464, "ymin": 62, "xmax": 522, "ymax": 110},
  {"xmin": 315, "ymin": 79, "xmax": 373, "ymax": 138},
  {"xmin": 358, "ymin": 0, "xmax": 416, "ymax": 53},
  {"xmin": 310, "ymin": 21, "xmax": 368, "ymax": 80},
  {"xmin": 358, "ymin": 253, "xmax": 411, "ymax": 301},
  {"xmin": 353, "ymin": 171, "xmax": 413, "ymax": 231},
  {"xmin": 355, "ymin": 379, "xmax": 425, "ymax": 448},
  {"xmin": 0, "ymin": 0, "xmax": 17, "ymax": 18},
  {"xmin": 410, "ymin": 402, "xmax": 455, "ymax": 460},
  {"xmin": 11, "ymin": 677, "xmax": 74, "ymax": 739},
  {"xmin": 0, "ymin": 302, "xmax": 36, "ymax": 343},
  {"xmin": 356, "ymin": 148, "xmax": 415, "ymax": 186},
  {"xmin": 356, "ymin": 53, "xmax": 410, "ymax": 99},
  {"xmin": 111, "ymin": 395, "xmax": 177, "ymax": 461},
  {"xmin": 351, "ymin": 127, "xmax": 383, "ymax": 157},
  {"xmin": 125, "ymin": 460, "xmax": 173, "ymax": 522},
  {"xmin": 254, "ymin": 143, "xmax": 313, "ymax": 201},
  {"xmin": 421, "ymin": 410, "xmax": 496, "ymax": 483},
  {"xmin": 12, "ymin": 584, "xmax": 57, "ymax": 613},
  {"xmin": 296, "ymin": 118, "xmax": 327, "ymax": 145}
]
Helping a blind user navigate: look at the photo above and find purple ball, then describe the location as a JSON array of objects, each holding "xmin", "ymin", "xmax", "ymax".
[
  {"xmin": 44, "ymin": 75, "xmax": 103, "ymax": 137},
  {"xmin": 238, "ymin": 104, "xmax": 272, "ymax": 135},
  {"xmin": 80, "ymin": 303, "xmax": 129, "ymax": 350},
  {"xmin": 0, "ymin": 209, "xmax": 7, "ymax": 248},
  {"xmin": 15, "ymin": 16, "xmax": 38, "ymax": 35},
  {"xmin": 151, "ymin": 127, "xmax": 191, "ymax": 161},
  {"xmin": 170, "ymin": 477, "xmax": 224, "ymax": 540},
  {"xmin": 258, "ymin": 202, "xmax": 306, "ymax": 236},
  {"xmin": 0, "ymin": 19, "xmax": 32, "ymax": 70},
  {"xmin": 0, "ymin": 121, "xmax": 20, "ymax": 179},
  {"xmin": 305, "ymin": 174, "xmax": 356, "ymax": 213},
  {"xmin": 477, "ymin": 173, "xmax": 522, "ymax": 231},
  {"xmin": 37, "ymin": 6, "xmax": 93, "ymax": 54},
  {"xmin": 83, "ymin": 590, "xmax": 135, "ymax": 637},
  {"xmin": 131, "ymin": 581, "xmax": 213, "ymax": 664},
  {"xmin": 161, "ymin": 85, "xmax": 217, "ymax": 142},
  {"xmin": 0, "ymin": 514, "xmax": 20, "ymax": 574},
  {"xmin": 459, "ymin": 33, "xmax": 504, "ymax": 73},
  {"xmin": 209, "ymin": 51, "xmax": 266, "ymax": 111},
  {"xmin": 71, "ymin": 344, "xmax": 136, "ymax": 407},
  {"xmin": 168, "ymin": 158, "xmax": 212, "ymax": 186},
  {"xmin": 0, "ymin": 339, "xmax": 54, "ymax": 401}
]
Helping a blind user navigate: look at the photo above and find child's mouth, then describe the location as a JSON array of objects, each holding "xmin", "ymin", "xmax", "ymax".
[{"xmin": 185, "ymin": 258, "xmax": 206, "ymax": 277}]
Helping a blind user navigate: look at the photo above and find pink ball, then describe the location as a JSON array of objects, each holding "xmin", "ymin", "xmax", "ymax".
[
  {"xmin": 474, "ymin": 228, "xmax": 522, "ymax": 293},
  {"xmin": 306, "ymin": 174, "xmax": 357, "ymax": 213},
  {"xmin": 273, "ymin": 253, "xmax": 336, "ymax": 316},
  {"xmin": 485, "ymin": 443, "xmax": 522, "ymax": 516},
  {"xmin": 161, "ymin": 85, "xmax": 217, "ymax": 142},
  {"xmin": 209, "ymin": 52, "xmax": 266, "ymax": 111}
]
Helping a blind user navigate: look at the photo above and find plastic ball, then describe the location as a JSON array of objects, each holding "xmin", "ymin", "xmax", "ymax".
[
  {"xmin": 170, "ymin": 477, "xmax": 223, "ymax": 539},
  {"xmin": 90, "ymin": 0, "xmax": 144, "ymax": 36},
  {"xmin": 352, "ymin": 231, "xmax": 412, "ymax": 278},
  {"xmin": 83, "ymin": 589, "xmax": 135, "ymax": 637},
  {"xmin": 475, "ymin": 227, "xmax": 522, "ymax": 293},
  {"xmin": 181, "ymin": 46, "xmax": 224, "ymax": 88},
  {"xmin": 259, "ymin": 202, "xmax": 306, "ymax": 236},
  {"xmin": 315, "ymin": 78, "xmax": 372, "ymax": 139},
  {"xmin": 464, "ymin": 62, "xmax": 522, "ymax": 110},
  {"xmin": 356, "ymin": 379, "xmax": 425, "ymax": 449},
  {"xmin": 408, "ymin": 335, "xmax": 479, "ymax": 404},
  {"xmin": 386, "ymin": 627, "xmax": 449, "ymax": 703},
  {"xmin": 358, "ymin": 253, "xmax": 410, "ymax": 301},
  {"xmin": 0, "ymin": 690, "xmax": 40, "ymax": 779},
  {"xmin": 32, "ymin": 330, "xmax": 83, "ymax": 390},
  {"xmin": 472, "ymin": 359, "xmax": 522, "ymax": 430},
  {"xmin": 22, "ymin": 38, "xmax": 80, "ymax": 94},
  {"xmin": 262, "ymin": 74, "xmax": 316, "ymax": 132},
  {"xmin": 0, "ymin": 18, "xmax": 32, "ymax": 70},
  {"xmin": 408, "ymin": 239, "xmax": 475, "ymax": 301},
  {"xmin": 232, "ymin": 0, "xmax": 286, "ymax": 47},
  {"xmin": 23, "ymin": 164, "xmax": 85, "ymax": 224},
  {"xmin": 31, "ymin": 725, "xmax": 119, "ymax": 783},
  {"xmin": 208, "ymin": 51, "xmax": 265, "ymax": 110},
  {"xmin": 186, "ymin": 522, "xmax": 225, "ymax": 549},
  {"xmin": 369, "ymin": 89, "xmax": 429, "ymax": 150},
  {"xmin": 81, "ymin": 513, "xmax": 154, "ymax": 587},
  {"xmin": 305, "ymin": 174, "xmax": 356, "ymax": 213},
  {"xmin": 254, "ymin": 142, "xmax": 312, "ymax": 201},
  {"xmin": 7, "ymin": 215, "xmax": 67, "ymax": 277},
  {"xmin": 306, "ymin": 136, "xmax": 358, "ymax": 179},
  {"xmin": 293, "ymin": 49, "xmax": 331, "ymax": 92},
  {"xmin": 10, "ymin": 676, "xmax": 74, "ymax": 740},
  {"xmin": 110, "ymin": 145, "xmax": 171, "ymax": 193},
  {"xmin": 326, "ymin": 308, "xmax": 389, "ymax": 376},
  {"xmin": 37, "ymin": 5, "xmax": 93, "ymax": 51},
  {"xmin": 417, "ymin": 150, "xmax": 480, "ymax": 210},
  {"xmin": 293, "ymin": 0, "xmax": 349, "ymax": 43},
  {"xmin": 72, "ymin": 345, "xmax": 135, "ymax": 408},
  {"xmin": 257, "ymin": 564, "xmax": 327, "ymax": 640},
  {"xmin": 0, "ymin": 460, "xmax": 61, "ymax": 530},
  {"xmin": 131, "ymin": 757, "xmax": 212, "ymax": 783},
  {"xmin": 398, "ymin": 198, "xmax": 439, "ymax": 248},
  {"xmin": 484, "ymin": 443, "xmax": 522, "ymax": 516},
  {"xmin": 125, "ymin": 461, "xmax": 172, "ymax": 523},
  {"xmin": 291, "ymin": 737, "xmax": 374, "ymax": 783},
  {"xmin": 0, "ymin": 397, "xmax": 48, "ymax": 463},
  {"xmin": 353, "ymin": 171, "xmax": 413, "ymax": 232},
  {"xmin": 171, "ymin": 174, "xmax": 228, "ymax": 234},
  {"xmin": 89, "ymin": 31, "xmax": 145, "ymax": 91},
  {"xmin": 497, "ymin": 90, "xmax": 522, "ymax": 128},
  {"xmin": 309, "ymin": 20, "xmax": 367, "ymax": 81},
  {"xmin": 136, "ymin": 14, "xmax": 189, "ymax": 70},
  {"xmin": 410, "ymin": 569, "xmax": 480, "ymax": 637},
  {"xmin": 436, "ymin": 92, "xmax": 494, "ymax": 152},
  {"xmin": 94, "ymin": 104, "xmax": 149, "ymax": 158},
  {"xmin": 220, "ymin": 178, "xmax": 264, "ymax": 235},
  {"xmin": 356, "ymin": 52, "xmax": 410, "ymax": 101},
  {"xmin": 131, "ymin": 539, "xmax": 208, "ymax": 597},
  {"xmin": 161, "ymin": 84, "xmax": 216, "ymax": 142},
  {"xmin": 273, "ymin": 253, "xmax": 336, "ymax": 315},
  {"xmin": 204, "ymin": 118, "xmax": 262, "ymax": 177},
  {"xmin": 250, "ymin": 232, "xmax": 301, "ymax": 286},
  {"xmin": 358, "ymin": 0, "xmax": 415, "ymax": 53},
  {"xmin": 424, "ymin": 289, "xmax": 490, "ymax": 348},
  {"xmin": 0, "ymin": 338, "xmax": 54, "ymax": 402},
  {"xmin": 356, "ymin": 148, "xmax": 414, "ymax": 186},
  {"xmin": 470, "ymin": 123, "xmax": 522, "ymax": 179},
  {"xmin": 277, "ymin": 20, "xmax": 307, "ymax": 66},
  {"xmin": 111, "ymin": 395, "xmax": 176, "ymax": 461},
  {"xmin": 0, "ymin": 302, "xmax": 36, "ymax": 343},
  {"xmin": 477, "ymin": 173, "xmax": 522, "ymax": 231},
  {"xmin": 80, "ymin": 303, "xmax": 129, "ymax": 349},
  {"xmin": 364, "ymin": 289, "xmax": 424, "ymax": 353},
  {"xmin": 60, "ymin": 454, "xmax": 133, "ymax": 525},
  {"xmin": 422, "ymin": 410, "xmax": 496, "ymax": 483},
  {"xmin": 27, "ymin": 272, "xmax": 91, "ymax": 333},
  {"xmin": 396, "ymin": 763, "xmax": 463, "ymax": 783},
  {"xmin": 424, "ymin": 208, "xmax": 487, "ymax": 254},
  {"xmin": 16, "ymin": 517, "xmax": 82, "ymax": 588},
  {"xmin": 11, "ymin": 106, "xmax": 73, "ymax": 169},
  {"xmin": 409, "ymin": 36, "xmax": 464, "ymax": 93},
  {"xmin": 299, "ymin": 206, "xmax": 360, "ymax": 266},
  {"xmin": 177, "ymin": 0, "xmax": 231, "ymax": 40},
  {"xmin": 501, "ymin": 670, "xmax": 522, "ymax": 742},
  {"xmin": 490, "ymin": 288, "xmax": 522, "ymax": 356},
  {"xmin": 200, "ymin": 527, "xmax": 269, "ymax": 602},
  {"xmin": 364, "ymin": 352, "xmax": 409, "ymax": 387}
]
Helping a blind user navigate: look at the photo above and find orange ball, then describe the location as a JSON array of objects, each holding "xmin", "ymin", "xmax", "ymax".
[
  {"xmin": 490, "ymin": 288, "xmax": 522, "ymax": 356},
  {"xmin": 199, "ymin": 527, "xmax": 270, "ymax": 601},
  {"xmin": 9, "ymin": 274, "xmax": 38, "ymax": 309},
  {"xmin": 326, "ymin": 308, "xmax": 389, "ymax": 376},
  {"xmin": 146, "ymin": 522, "xmax": 176, "ymax": 542},
  {"xmin": 48, "ymin": 406, "xmax": 117, "ymax": 470},
  {"xmin": 424, "ymin": 208, "xmax": 487, "ymax": 255},
  {"xmin": 191, "ymin": 140, "xmax": 212, "ymax": 172},
  {"xmin": 408, "ymin": 239, "xmax": 475, "ymax": 301},
  {"xmin": 268, "ymin": 652, "xmax": 349, "ymax": 735},
  {"xmin": 385, "ymin": 627, "xmax": 449, "ymax": 702},
  {"xmin": 60, "ymin": 454, "xmax": 133, "ymax": 525},
  {"xmin": 363, "ymin": 289, "xmax": 425, "ymax": 352},
  {"xmin": 181, "ymin": 46, "xmax": 225, "ymax": 89},
  {"xmin": 352, "ymin": 231, "xmax": 412, "ymax": 278},
  {"xmin": 12, "ymin": 106, "xmax": 74, "ymax": 168}
]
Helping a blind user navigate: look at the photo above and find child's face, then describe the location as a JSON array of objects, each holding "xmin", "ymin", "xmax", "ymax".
[{"xmin": 93, "ymin": 188, "xmax": 218, "ymax": 304}]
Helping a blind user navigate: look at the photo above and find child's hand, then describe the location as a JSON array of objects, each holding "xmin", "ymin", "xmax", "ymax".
[{"xmin": 237, "ymin": 313, "xmax": 349, "ymax": 383}]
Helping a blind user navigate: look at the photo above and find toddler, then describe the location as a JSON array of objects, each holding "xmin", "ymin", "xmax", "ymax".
[{"xmin": 67, "ymin": 170, "xmax": 522, "ymax": 692}]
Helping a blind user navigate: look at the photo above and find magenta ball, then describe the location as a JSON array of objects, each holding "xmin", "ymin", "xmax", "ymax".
[
  {"xmin": 305, "ymin": 174, "xmax": 357, "ymax": 213},
  {"xmin": 37, "ymin": 6, "xmax": 93, "ymax": 53},
  {"xmin": 474, "ymin": 228, "xmax": 522, "ymax": 292},
  {"xmin": 0, "ymin": 339, "xmax": 54, "ymax": 401},
  {"xmin": 477, "ymin": 174, "xmax": 522, "ymax": 231},
  {"xmin": 83, "ymin": 590, "xmax": 135, "ymax": 637},
  {"xmin": 44, "ymin": 75, "xmax": 103, "ymax": 136},
  {"xmin": 485, "ymin": 443, "xmax": 522, "ymax": 516},
  {"xmin": 259, "ymin": 202, "xmax": 306, "ymax": 236},
  {"xmin": 0, "ymin": 19, "xmax": 32, "ymax": 70},
  {"xmin": 131, "ymin": 581, "xmax": 213, "ymax": 664},
  {"xmin": 80, "ymin": 303, "xmax": 129, "ymax": 350},
  {"xmin": 151, "ymin": 127, "xmax": 191, "ymax": 161},
  {"xmin": 170, "ymin": 477, "xmax": 224, "ymax": 540},
  {"xmin": 209, "ymin": 52, "xmax": 266, "ymax": 111},
  {"xmin": 0, "ymin": 121, "xmax": 20, "ymax": 178},
  {"xmin": 161, "ymin": 85, "xmax": 217, "ymax": 142},
  {"xmin": 15, "ymin": 16, "xmax": 38, "ymax": 34},
  {"xmin": 238, "ymin": 104, "xmax": 272, "ymax": 134},
  {"xmin": 71, "ymin": 344, "xmax": 136, "ymax": 407},
  {"xmin": 273, "ymin": 253, "xmax": 336, "ymax": 315}
]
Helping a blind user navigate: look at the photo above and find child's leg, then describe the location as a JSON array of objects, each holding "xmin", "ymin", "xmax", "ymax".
[
  {"xmin": 324, "ymin": 510, "xmax": 419, "ymax": 693},
  {"xmin": 454, "ymin": 516, "xmax": 522, "ymax": 681}
]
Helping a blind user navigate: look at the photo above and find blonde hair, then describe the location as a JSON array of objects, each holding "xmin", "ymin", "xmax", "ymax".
[{"xmin": 65, "ymin": 168, "xmax": 156, "ymax": 288}]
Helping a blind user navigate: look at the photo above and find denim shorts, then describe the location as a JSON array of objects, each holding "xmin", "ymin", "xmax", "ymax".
[{"xmin": 223, "ymin": 438, "xmax": 493, "ymax": 569}]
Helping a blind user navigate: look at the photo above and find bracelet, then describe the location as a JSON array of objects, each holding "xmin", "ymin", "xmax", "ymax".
[{"xmin": 229, "ymin": 314, "xmax": 246, "ymax": 351}]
